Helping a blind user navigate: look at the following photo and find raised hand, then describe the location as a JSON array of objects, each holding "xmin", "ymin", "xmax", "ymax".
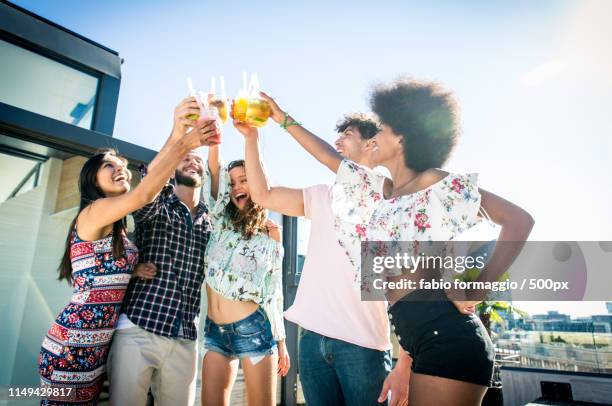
[
  {"xmin": 182, "ymin": 119, "xmax": 220, "ymax": 150},
  {"xmin": 259, "ymin": 91, "xmax": 286, "ymax": 124},
  {"xmin": 193, "ymin": 117, "xmax": 222, "ymax": 146},
  {"xmin": 172, "ymin": 96, "xmax": 200, "ymax": 136},
  {"xmin": 232, "ymin": 119, "xmax": 259, "ymax": 139}
]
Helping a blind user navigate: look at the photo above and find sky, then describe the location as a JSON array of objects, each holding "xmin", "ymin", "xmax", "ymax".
[{"xmin": 13, "ymin": 0, "xmax": 611, "ymax": 317}]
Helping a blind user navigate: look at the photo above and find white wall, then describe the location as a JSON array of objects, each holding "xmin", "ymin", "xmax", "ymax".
[{"xmin": 0, "ymin": 157, "xmax": 74, "ymax": 387}]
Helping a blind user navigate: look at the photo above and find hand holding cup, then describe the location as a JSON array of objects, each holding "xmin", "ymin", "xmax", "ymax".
[
  {"xmin": 258, "ymin": 91, "xmax": 286, "ymax": 124},
  {"xmin": 232, "ymin": 117, "xmax": 259, "ymax": 139},
  {"xmin": 180, "ymin": 119, "xmax": 220, "ymax": 150},
  {"xmin": 195, "ymin": 118, "xmax": 222, "ymax": 146},
  {"xmin": 172, "ymin": 96, "xmax": 201, "ymax": 136}
]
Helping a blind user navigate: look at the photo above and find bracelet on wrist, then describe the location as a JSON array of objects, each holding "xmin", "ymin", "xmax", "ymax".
[{"xmin": 280, "ymin": 112, "xmax": 302, "ymax": 131}]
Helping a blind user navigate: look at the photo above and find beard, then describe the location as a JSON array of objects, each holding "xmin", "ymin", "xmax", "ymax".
[{"xmin": 174, "ymin": 169, "xmax": 203, "ymax": 187}]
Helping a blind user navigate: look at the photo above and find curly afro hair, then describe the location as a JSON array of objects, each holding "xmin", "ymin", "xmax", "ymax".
[{"xmin": 370, "ymin": 78, "xmax": 459, "ymax": 171}]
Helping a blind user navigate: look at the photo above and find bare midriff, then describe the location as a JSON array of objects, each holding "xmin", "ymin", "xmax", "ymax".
[{"xmin": 206, "ymin": 283, "xmax": 259, "ymax": 324}]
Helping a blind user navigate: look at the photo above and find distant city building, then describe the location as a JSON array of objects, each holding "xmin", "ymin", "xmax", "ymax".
[
  {"xmin": 592, "ymin": 315, "xmax": 612, "ymax": 333},
  {"xmin": 517, "ymin": 311, "xmax": 612, "ymax": 333}
]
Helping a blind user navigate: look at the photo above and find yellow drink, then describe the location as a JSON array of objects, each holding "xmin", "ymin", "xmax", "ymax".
[
  {"xmin": 210, "ymin": 99, "xmax": 229, "ymax": 124},
  {"xmin": 231, "ymin": 94, "xmax": 249, "ymax": 121},
  {"xmin": 244, "ymin": 98, "xmax": 271, "ymax": 127}
]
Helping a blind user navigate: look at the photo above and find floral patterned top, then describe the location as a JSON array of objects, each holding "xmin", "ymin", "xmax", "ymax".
[
  {"xmin": 331, "ymin": 160, "xmax": 482, "ymax": 282},
  {"xmin": 203, "ymin": 162, "xmax": 285, "ymax": 340}
]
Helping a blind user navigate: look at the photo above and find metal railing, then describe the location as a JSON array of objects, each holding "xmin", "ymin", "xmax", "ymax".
[{"xmin": 7, "ymin": 161, "xmax": 42, "ymax": 201}]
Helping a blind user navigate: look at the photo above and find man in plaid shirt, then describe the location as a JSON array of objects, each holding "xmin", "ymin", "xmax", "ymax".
[{"xmin": 109, "ymin": 102, "xmax": 217, "ymax": 405}]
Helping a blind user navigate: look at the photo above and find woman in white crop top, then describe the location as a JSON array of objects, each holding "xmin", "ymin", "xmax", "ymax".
[{"xmin": 201, "ymin": 143, "xmax": 289, "ymax": 406}]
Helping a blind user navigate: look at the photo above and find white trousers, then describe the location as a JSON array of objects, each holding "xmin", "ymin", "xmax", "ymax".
[{"xmin": 107, "ymin": 325, "xmax": 197, "ymax": 406}]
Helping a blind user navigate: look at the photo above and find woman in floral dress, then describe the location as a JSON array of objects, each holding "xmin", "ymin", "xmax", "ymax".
[
  {"xmin": 330, "ymin": 79, "xmax": 534, "ymax": 405},
  {"xmin": 200, "ymin": 140, "xmax": 289, "ymax": 406},
  {"xmin": 38, "ymin": 97, "xmax": 219, "ymax": 405}
]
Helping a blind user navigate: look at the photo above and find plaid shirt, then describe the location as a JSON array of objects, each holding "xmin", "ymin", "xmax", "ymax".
[{"xmin": 123, "ymin": 173, "xmax": 211, "ymax": 340}]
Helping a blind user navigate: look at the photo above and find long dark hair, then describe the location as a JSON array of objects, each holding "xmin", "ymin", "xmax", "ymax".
[
  {"xmin": 58, "ymin": 149, "xmax": 128, "ymax": 282},
  {"xmin": 226, "ymin": 160, "xmax": 268, "ymax": 240}
]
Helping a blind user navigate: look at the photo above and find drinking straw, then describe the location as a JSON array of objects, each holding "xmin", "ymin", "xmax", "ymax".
[
  {"xmin": 249, "ymin": 73, "xmax": 260, "ymax": 96},
  {"xmin": 198, "ymin": 91, "xmax": 210, "ymax": 110},
  {"xmin": 210, "ymin": 76, "xmax": 216, "ymax": 96},
  {"xmin": 187, "ymin": 77, "xmax": 203, "ymax": 108},
  {"xmin": 199, "ymin": 91, "xmax": 219, "ymax": 122},
  {"xmin": 187, "ymin": 77, "xmax": 196, "ymax": 97},
  {"xmin": 220, "ymin": 76, "xmax": 226, "ymax": 99},
  {"xmin": 242, "ymin": 71, "xmax": 248, "ymax": 92}
]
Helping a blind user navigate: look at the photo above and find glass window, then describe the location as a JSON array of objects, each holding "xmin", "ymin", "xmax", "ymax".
[
  {"xmin": 0, "ymin": 153, "xmax": 43, "ymax": 202},
  {"xmin": 0, "ymin": 39, "xmax": 98, "ymax": 129}
]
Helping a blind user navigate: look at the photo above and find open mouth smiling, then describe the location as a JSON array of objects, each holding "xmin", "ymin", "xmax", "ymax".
[{"xmin": 234, "ymin": 193, "xmax": 248, "ymax": 203}]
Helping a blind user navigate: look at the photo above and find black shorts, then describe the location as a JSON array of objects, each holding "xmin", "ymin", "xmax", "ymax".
[{"xmin": 388, "ymin": 290, "xmax": 494, "ymax": 387}]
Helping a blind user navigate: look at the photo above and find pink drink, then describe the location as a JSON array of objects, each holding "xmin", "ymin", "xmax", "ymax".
[{"xmin": 198, "ymin": 102, "xmax": 221, "ymax": 145}]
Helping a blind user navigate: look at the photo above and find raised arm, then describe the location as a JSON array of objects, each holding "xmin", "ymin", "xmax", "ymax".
[
  {"xmin": 78, "ymin": 104, "xmax": 218, "ymax": 240},
  {"xmin": 146, "ymin": 96, "xmax": 202, "ymax": 173},
  {"xmin": 234, "ymin": 122, "xmax": 305, "ymax": 217},
  {"xmin": 207, "ymin": 144, "xmax": 221, "ymax": 200},
  {"xmin": 259, "ymin": 91, "xmax": 343, "ymax": 173}
]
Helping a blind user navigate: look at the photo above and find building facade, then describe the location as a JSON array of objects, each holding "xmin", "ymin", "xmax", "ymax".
[{"xmin": 0, "ymin": 0, "xmax": 153, "ymax": 388}]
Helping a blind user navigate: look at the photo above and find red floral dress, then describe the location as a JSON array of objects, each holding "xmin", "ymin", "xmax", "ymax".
[{"xmin": 38, "ymin": 229, "xmax": 138, "ymax": 405}]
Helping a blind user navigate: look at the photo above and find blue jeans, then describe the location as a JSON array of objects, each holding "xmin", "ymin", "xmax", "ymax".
[{"xmin": 298, "ymin": 329, "xmax": 392, "ymax": 406}]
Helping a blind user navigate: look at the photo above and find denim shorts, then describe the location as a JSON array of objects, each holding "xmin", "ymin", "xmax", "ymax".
[
  {"xmin": 388, "ymin": 290, "xmax": 494, "ymax": 387},
  {"xmin": 203, "ymin": 307, "xmax": 277, "ymax": 360}
]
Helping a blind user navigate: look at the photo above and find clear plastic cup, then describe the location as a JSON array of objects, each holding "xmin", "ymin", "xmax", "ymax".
[
  {"xmin": 244, "ymin": 98, "xmax": 271, "ymax": 127},
  {"xmin": 209, "ymin": 76, "xmax": 229, "ymax": 124},
  {"xmin": 231, "ymin": 89, "xmax": 250, "ymax": 122},
  {"xmin": 210, "ymin": 98, "xmax": 229, "ymax": 124},
  {"xmin": 229, "ymin": 72, "xmax": 271, "ymax": 127},
  {"xmin": 186, "ymin": 77, "xmax": 201, "ymax": 120},
  {"xmin": 198, "ymin": 92, "xmax": 221, "ymax": 145}
]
